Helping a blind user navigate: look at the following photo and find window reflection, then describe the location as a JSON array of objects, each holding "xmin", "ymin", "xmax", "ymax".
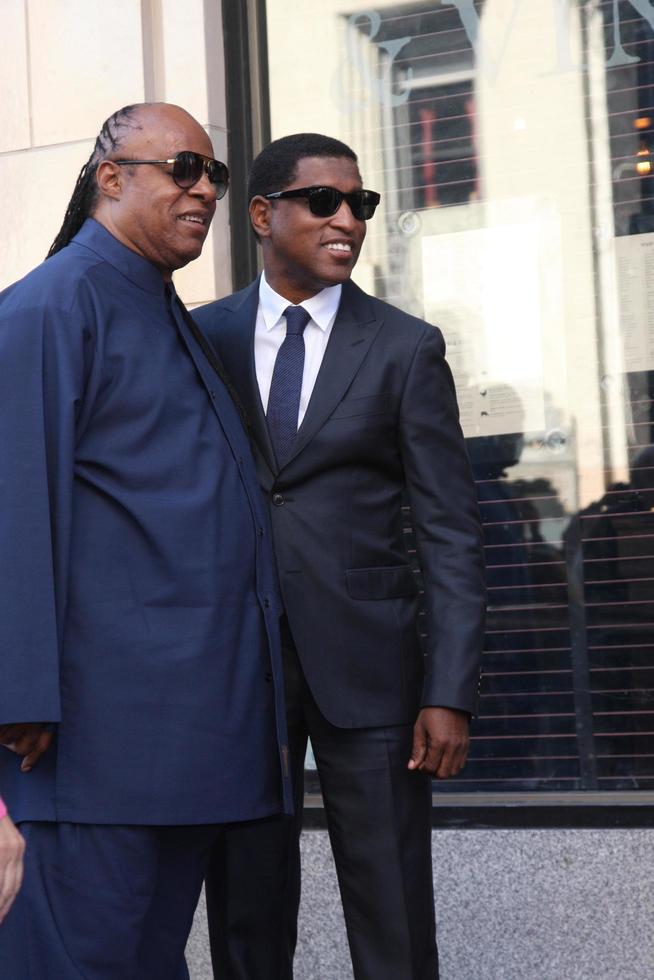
[{"xmin": 264, "ymin": 0, "xmax": 654, "ymax": 794}]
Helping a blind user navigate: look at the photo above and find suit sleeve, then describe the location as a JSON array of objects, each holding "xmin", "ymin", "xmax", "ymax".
[
  {"xmin": 398, "ymin": 325, "xmax": 486, "ymax": 714},
  {"xmin": 0, "ymin": 294, "xmax": 93, "ymax": 724}
]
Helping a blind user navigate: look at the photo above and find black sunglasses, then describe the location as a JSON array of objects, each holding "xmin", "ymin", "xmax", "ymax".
[
  {"xmin": 114, "ymin": 151, "xmax": 229, "ymax": 198},
  {"xmin": 264, "ymin": 185, "xmax": 381, "ymax": 220}
]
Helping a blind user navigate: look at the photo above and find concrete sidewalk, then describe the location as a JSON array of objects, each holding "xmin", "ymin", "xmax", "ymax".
[{"xmin": 187, "ymin": 828, "xmax": 654, "ymax": 980}]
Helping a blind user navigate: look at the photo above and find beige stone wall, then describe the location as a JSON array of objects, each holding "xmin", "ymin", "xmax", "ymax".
[{"xmin": 0, "ymin": 0, "xmax": 231, "ymax": 304}]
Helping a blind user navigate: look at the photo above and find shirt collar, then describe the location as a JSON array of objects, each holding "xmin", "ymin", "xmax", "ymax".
[
  {"xmin": 259, "ymin": 272, "xmax": 342, "ymax": 333},
  {"xmin": 72, "ymin": 219, "xmax": 168, "ymax": 296}
]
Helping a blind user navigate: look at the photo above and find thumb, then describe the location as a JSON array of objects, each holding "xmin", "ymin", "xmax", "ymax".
[{"xmin": 408, "ymin": 721, "xmax": 427, "ymax": 770}]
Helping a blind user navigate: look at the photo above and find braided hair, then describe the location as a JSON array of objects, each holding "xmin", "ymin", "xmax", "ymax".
[{"xmin": 46, "ymin": 104, "xmax": 144, "ymax": 258}]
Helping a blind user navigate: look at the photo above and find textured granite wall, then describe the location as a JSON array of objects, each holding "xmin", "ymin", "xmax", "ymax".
[{"xmin": 187, "ymin": 828, "xmax": 654, "ymax": 980}]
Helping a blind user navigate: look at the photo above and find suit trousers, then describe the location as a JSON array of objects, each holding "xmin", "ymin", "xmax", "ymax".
[
  {"xmin": 206, "ymin": 623, "xmax": 439, "ymax": 980},
  {"xmin": 0, "ymin": 819, "xmax": 271, "ymax": 980}
]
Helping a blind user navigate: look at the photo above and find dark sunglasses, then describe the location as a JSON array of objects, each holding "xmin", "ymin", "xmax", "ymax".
[
  {"xmin": 264, "ymin": 185, "xmax": 381, "ymax": 220},
  {"xmin": 114, "ymin": 151, "xmax": 229, "ymax": 198}
]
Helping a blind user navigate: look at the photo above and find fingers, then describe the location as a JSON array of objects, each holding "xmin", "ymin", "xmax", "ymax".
[
  {"xmin": 0, "ymin": 843, "xmax": 24, "ymax": 922},
  {"xmin": 0, "ymin": 724, "xmax": 54, "ymax": 771},
  {"xmin": 421, "ymin": 737, "xmax": 447, "ymax": 776},
  {"xmin": 417, "ymin": 739, "xmax": 466, "ymax": 778},
  {"xmin": 0, "ymin": 725, "xmax": 25, "ymax": 745},
  {"xmin": 0, "ymin": 723, "xmax": 52, "ymax": 748},
  {"xmin": 6, "ymin": 732, "xmax": 40, "ymax": 757},
  {"xmin": 21, "ymin": 730, "xmax": 54, "ymax": 772},
  {"xmin": 0, "ymin": 817, "xmax": 25, "ymax": 923},
  {"xmin": 431, "ymin": 738, "xmax": 469, "ymax": 779},
  {"xmin": 0, "ymin": 722, "xmax": 42, "ymax": 755},
  {"xmin": 408, "ymin": 707, "xmax": 471, "ymax": 778}
]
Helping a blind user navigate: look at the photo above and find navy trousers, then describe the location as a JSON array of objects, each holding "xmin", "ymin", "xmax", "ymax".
[
  {"xmin": 207, "ymin": 626, "xmax": 438, "ymax": 980},
  {"xmin": 0, "ymin": 820, "xmax": 252, "ymax": 980}
]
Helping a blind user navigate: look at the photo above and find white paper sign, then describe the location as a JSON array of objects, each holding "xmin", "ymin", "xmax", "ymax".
[
  {"xmin": 615, "ymin": 232, "xmax": 654, "ymax": 372},
  {"xmin": 421, "ymin": 223, "xmax": 547, "ymax": 438}
]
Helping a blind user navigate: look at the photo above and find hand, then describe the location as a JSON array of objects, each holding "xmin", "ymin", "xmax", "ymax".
[
  {"xmin": 407, "ymin": 707, "xmax": 470, "ymax": 778},
  {"xmin": 0, "ymin": 723, "xmax": 54, "ymax": 772},
  {"xmin": 0, "ymin": 814, "xmax": 25, "ymax": 923}
]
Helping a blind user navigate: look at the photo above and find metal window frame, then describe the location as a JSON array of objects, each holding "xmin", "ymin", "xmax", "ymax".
[
  {"xmin": 228, "ymin": 0, "xmax": 654, "ymax": 829},
  {"xmin": 221, "ymin": 0, "xmax": 270, "ymax": 289},
  {"xmin": 304, "ymin": 792, "xmax": 654, "ymax": 829}
]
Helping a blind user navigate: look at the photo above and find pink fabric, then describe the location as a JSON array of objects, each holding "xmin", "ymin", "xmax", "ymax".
[{"xmin": 0, "ymin": 796, "xmax": 6, "ymax": 820}]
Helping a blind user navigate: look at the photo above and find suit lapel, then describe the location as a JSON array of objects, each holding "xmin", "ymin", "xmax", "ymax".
[
  {"xmin": 288, "ymin": 280, "xmax": 383, "ymax": 465},
  {"xmin": 219, "ymin": 278, "xmax": 383, "ymax": 474},
  {"xmin": 216, "ymin": 281, "xmax": 278, "ymax": 474}
]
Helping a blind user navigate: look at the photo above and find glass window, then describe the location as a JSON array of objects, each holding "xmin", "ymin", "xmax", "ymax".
[{"xmin": 259, "ymin": 0, "xmax": 654, "ymax": 797}]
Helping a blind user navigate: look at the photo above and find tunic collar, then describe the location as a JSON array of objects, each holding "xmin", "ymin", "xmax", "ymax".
[{"xmin": 72, "ymin": 219, "xmax": 167, "ymax": 296}]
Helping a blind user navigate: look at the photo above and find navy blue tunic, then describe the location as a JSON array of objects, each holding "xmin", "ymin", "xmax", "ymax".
[{"xmin": 0, "ymin": 220, "xmax": 291, "ymax": 824}]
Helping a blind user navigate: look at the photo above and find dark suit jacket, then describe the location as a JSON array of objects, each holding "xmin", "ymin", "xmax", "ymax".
[{"xmin": 194, "ymin": 278, "xmax": 486, "ymax": 727}]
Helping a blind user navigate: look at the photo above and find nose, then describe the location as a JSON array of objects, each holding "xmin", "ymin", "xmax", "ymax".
[
  {"xmin": 189, "ymin": 169, "xmax": 217, "ymax": 203},
  {"xmin": 329, "ymin": 197, "xmax": 359, "ymax": 232}
]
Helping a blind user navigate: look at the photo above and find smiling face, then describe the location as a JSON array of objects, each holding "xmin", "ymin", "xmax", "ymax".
[
  {"xmin": 250, "ymin": 155, "xmax": 367, "ymax": 303},
  {"xmin": 93, "ymin": 104, "xmax": 217, "ymax": 280}
]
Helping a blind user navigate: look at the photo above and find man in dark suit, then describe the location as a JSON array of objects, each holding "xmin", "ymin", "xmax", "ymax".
[{"xmin": 194, "ymin": 133, "xmax": 486, "ymax": 980}]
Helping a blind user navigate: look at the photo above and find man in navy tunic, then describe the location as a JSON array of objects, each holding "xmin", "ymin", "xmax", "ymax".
[{"xmin": 0, "ymin": 102, "xmax": 291, "ymax": 979}]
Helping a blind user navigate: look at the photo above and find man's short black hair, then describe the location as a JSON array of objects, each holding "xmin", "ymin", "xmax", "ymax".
[{"xmin": 247, "ymin": 133, "xmax": 358, "ymax": 202}]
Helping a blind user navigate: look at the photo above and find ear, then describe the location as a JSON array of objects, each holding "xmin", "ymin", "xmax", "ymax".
[
  {"xmin": 95, "ymin": 159, "xmax": 125, "ymax": 201},
  {"xmin": 249, "ymin": 196, "xmax": 273, "ymax": 239}
]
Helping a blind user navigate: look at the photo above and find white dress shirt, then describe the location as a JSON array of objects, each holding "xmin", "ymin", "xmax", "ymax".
[{"xmin": 255, "ymin": 273, "xmax": 342, "ymax": 426}]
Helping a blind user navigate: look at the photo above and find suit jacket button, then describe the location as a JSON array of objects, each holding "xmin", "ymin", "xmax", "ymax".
[{"xmin": 272, "ymin": 492, "xmax": 285, "ymax": 506}]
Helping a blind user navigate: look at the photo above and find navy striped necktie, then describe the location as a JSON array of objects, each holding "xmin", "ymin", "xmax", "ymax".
[{"xmin": 266, "ymin": 305, "xmax": 311, "ymax": 467}]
